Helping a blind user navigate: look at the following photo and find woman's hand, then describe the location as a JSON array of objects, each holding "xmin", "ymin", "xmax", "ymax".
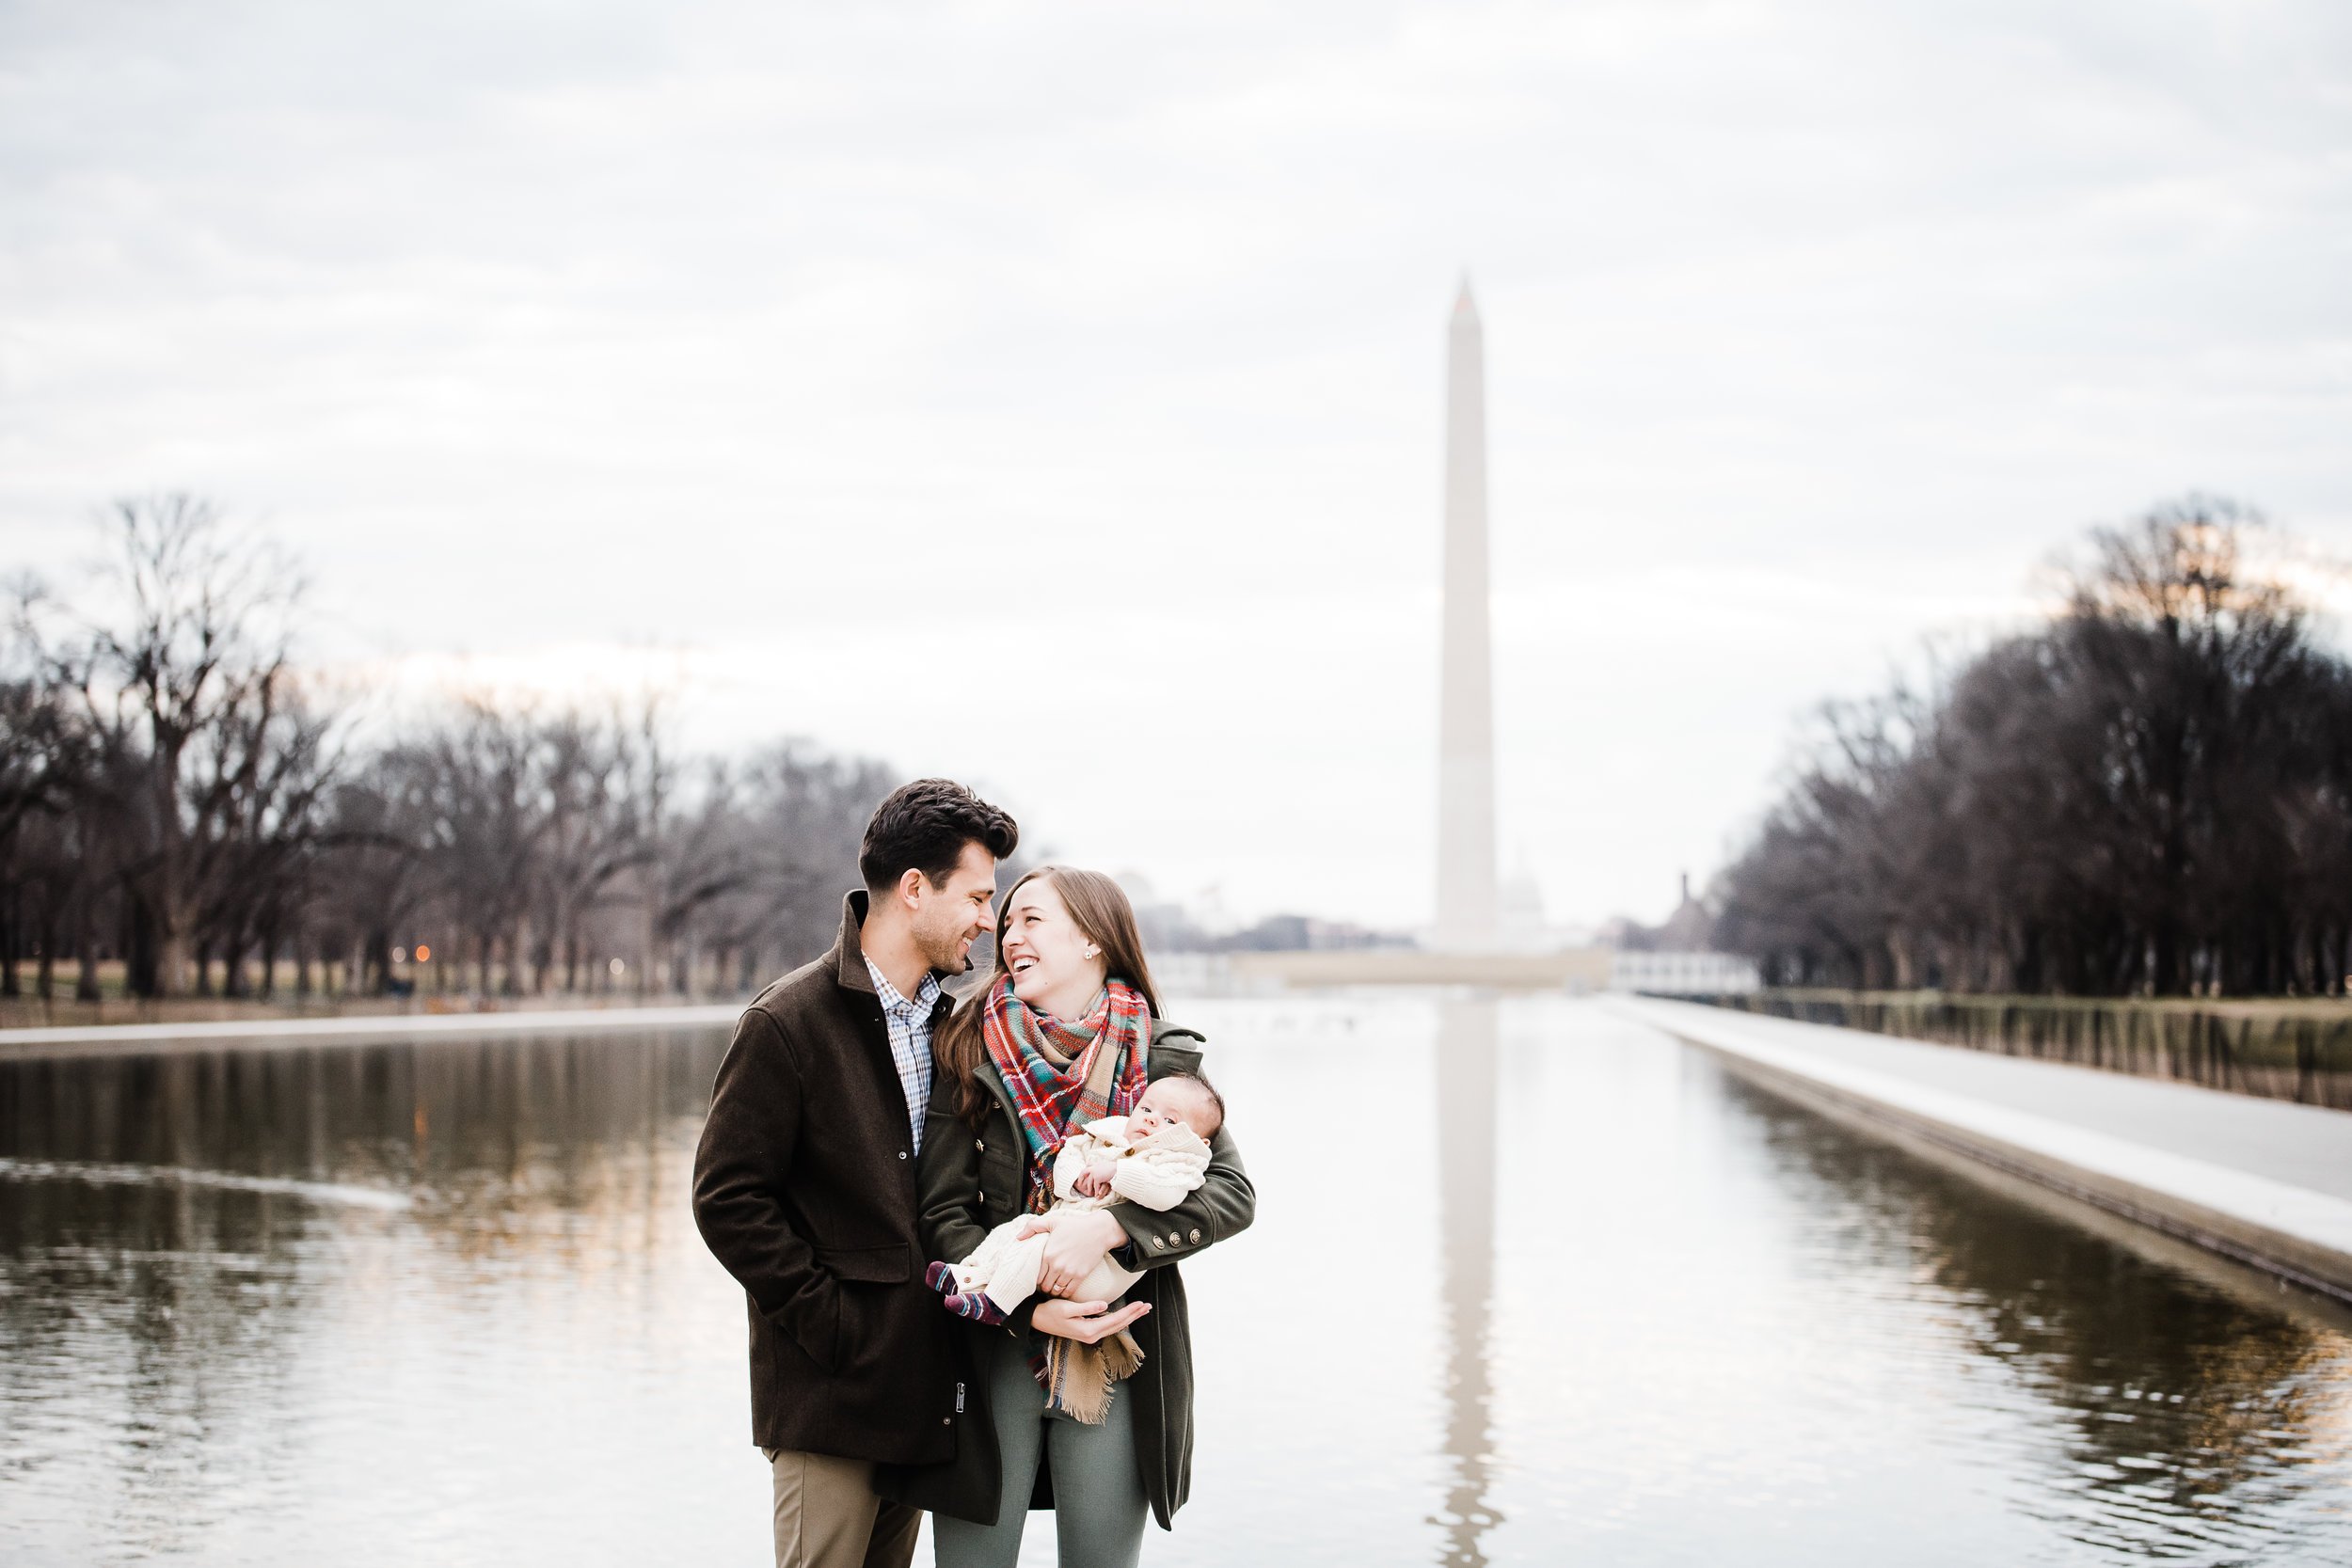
[
  {"xmin": 1032, "ymin": 1297, "xmax": 1151, "ymax": 1343},
  {"xmin": 1016, "ymin": 1208, "xmax": 1127, "ymax": 1298}
]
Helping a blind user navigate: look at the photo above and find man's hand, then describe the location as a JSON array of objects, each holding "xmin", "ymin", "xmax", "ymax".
[
  {"xmin": 1015, "ymin": 1207, "xmax": 1127, "ymax": 1297},
  {"xmin": 1032, "ymin": 1296, "xmax": 1151, "ymax": 1343}
]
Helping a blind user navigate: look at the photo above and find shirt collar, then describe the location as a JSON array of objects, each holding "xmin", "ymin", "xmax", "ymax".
[{"xmin": 865, "ymin": 956, "xmax": 941, "ymax": 1015}]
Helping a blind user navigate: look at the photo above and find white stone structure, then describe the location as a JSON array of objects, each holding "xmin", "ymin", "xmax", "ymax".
[
  {"xmin": 1609, "ymin": 950, "xmax": 1762, "ymax": 996},
  {"xmin": 1435, "ymin": 282, "xmax": 1501, "ymax": 949}
]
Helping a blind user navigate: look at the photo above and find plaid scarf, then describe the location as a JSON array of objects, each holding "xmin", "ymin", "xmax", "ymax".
[{"xmin": 981, "ymin": 973, "xmax": 1152, "ymax": 1214}]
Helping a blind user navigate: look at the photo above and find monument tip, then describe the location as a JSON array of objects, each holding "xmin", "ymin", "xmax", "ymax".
[{"xmin": 1453, "ymin": 275, "xmax": 1479, "ymax": 323}]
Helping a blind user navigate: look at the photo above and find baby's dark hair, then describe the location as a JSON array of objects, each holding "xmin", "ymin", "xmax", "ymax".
[{"xmin": 1153, "ymin": 1070, "xmax": 1226, "ymax": 1138}]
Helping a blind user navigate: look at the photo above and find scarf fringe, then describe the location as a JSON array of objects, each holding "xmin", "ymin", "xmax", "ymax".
[{"xmin": 1038, "ymin": 1328, "xmax": 1146, "ymax": 1425}]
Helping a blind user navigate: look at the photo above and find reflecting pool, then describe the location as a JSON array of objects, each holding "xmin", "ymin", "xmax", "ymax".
[{"xmin": 2, "ymin": 996, "xmax": 2348, "ymax": 1565}]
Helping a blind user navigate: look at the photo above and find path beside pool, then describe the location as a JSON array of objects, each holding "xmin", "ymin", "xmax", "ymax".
[{"xmin": 1612, "ymin": 994, "xmax": 2352, "ymax": 1304}]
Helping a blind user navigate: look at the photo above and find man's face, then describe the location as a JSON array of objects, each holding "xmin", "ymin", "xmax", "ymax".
[{"xmin": 909, "ymin": 841, "xmax": 998, "ymax": 974}]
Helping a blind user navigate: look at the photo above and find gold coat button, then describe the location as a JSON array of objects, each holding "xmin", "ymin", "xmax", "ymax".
[
  {"xmin": 1150, "ymin": 1237, "xmax": 1165, "ymax": 1250},
  {"xmin": 1189, "ymin": 1228, "xmax": 1201, "ymax": 1243},
  {"xmin": 1167, "ymin": 1231, "xmax": 1182, "ymax": 1246}
]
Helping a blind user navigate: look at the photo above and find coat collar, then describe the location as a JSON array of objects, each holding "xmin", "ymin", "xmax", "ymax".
[
  {"xmin": 829, "ymin": 888, "xmax": 959, "ymax": 1001},
  {"xmin": 1149, "ymin": 1018, "xmax": 1204, "ymax": 1076},
  {"xmin": 830, "ymin": 890, "xmax": 880, "ymax": 995}
]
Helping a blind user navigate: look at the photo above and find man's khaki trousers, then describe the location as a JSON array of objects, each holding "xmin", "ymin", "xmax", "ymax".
[{"xmin": 763, "ymin": 1447, "xmax": 921, "ymax": 1568}]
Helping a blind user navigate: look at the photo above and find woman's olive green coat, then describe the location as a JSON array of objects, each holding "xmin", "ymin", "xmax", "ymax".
[{"xmin": 875, "ymin": 1020, "xmax": 1255, "ymax": 1530}]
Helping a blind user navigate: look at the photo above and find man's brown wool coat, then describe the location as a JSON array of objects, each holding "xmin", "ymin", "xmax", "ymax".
[{"xmin": 691, "ymin": 892, "xmax": 961, "ymax": 1464}]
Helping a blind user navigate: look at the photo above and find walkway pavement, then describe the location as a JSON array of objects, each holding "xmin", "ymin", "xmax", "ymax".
[{"xmin": 1611, "ymin": 995, "xmax": 2352, "ymax": 1303}]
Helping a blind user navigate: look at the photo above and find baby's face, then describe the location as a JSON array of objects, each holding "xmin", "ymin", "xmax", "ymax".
[{"xmin": 1127, "ymin": 1084, "xmax": 1213, "ymax": 1142}]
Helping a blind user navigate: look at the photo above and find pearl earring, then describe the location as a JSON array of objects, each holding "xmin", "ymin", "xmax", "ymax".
[{"xmin": 1085, "ymin": 945, "xmax": 1101, "ymax": 958}]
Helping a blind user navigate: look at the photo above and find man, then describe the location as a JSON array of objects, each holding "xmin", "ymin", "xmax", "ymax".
[{"xmin": 693, "ymin": 778, "xmax": 1018, "ymax": 1568}]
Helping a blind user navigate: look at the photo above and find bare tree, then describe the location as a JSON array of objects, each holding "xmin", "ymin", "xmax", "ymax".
[
  {"xmin": 1719, "ymin": 498, "xmax": 2352, "ymax": 998},
  {"xmin": 527, "ymin": 707, "xmax": 649, "ymax": 993},
  {"xmin": 0, "ymin": 589, "xmax": 92, "ymax": 999},
  {"xmin": 68, "ymin": 498, "xmax": 304, "ymax": 996},
  {"xmin": 8, "ymin": 495, "xmax": 902, "ymax": 1011}
]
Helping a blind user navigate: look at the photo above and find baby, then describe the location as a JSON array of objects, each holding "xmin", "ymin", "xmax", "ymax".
[{"xmin": 925, "ymin": 1073, "xmax": 1226, "ymax": 1325}]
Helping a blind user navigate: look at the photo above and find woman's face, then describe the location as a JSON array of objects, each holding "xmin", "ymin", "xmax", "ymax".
[{"xmin": 999, "ymin": 876, "xmax": 1107, "ymax": 1020}]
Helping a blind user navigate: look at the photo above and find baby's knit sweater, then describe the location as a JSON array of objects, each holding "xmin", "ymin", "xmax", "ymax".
[{"xmin": 1049, "ymin": 1116, "xmax": 1213, "ymax": 1212}]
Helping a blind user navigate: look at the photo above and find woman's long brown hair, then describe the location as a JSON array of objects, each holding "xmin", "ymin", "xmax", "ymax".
[{"xmin": 934, "ymin": 865, "xmax": 1164, "ymax": 1129}]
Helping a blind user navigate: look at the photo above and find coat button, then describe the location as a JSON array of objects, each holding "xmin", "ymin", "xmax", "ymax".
[
  {"xmin": 898, "ymin": 1151, "xmax": 908, "ymax": 1161},
  {"xmin": 1168, "ymin": 1231, "xmax": 1182, "ymax": 1246},
  {"xmin": 1189, "ymin": 1228, "xmax": 1201, "ymax": 1243},
  {"xmin": 976, "ymin": 1139, "xmax": 986, "ymax": 1152},
  {"xmin": 1150, "ymin": 1237, "xmax": 1164, "ymax": 1250},
  {"xmin": 942, "ymin": 1417, "xmax": 951, "ymax": 1426}
]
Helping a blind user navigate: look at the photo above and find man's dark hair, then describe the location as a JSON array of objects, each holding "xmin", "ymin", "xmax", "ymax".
[{"xmin": 859, "ymin": 779, "xmax": 1019, "ymax": 895}]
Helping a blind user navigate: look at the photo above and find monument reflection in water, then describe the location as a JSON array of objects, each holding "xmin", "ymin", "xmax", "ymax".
[
  {"xmin": 1433, "ymin": 998, "xmax": 1501, "ymax": 1567},
  {"xmin": 3, "ymin": 1000, "xmax": 2352, "ymax": 1565}
]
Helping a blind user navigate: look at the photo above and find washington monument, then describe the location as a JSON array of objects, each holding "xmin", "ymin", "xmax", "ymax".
[{"xmin": 1435, "ymin": 281, "xmax": 1501, "ymax": 948}]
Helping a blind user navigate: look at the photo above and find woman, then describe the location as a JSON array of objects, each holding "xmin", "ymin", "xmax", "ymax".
[{"xmin": 879, "ymin": 866, "xmax": 1255, "ymax": 1567}]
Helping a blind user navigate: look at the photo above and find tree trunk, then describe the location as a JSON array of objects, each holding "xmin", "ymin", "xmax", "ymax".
[
  {"xmin": 157, "ymin": 928, "xmax": 193, "ymax": 999},
  {"xmin": 0, "ymin": 889, "xmax": 18, "ymax": 999},
  {"xmin": 73, "ymin": 906, "xmax": 101, "ymax": 1003},
  {"xmin": 35, "ymin": 905, "xmax": 56, "ymax": 1003}
]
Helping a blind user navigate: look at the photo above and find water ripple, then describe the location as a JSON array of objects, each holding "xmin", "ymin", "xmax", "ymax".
[{"xmin": 0, "ymin": 1156, "xmax": 410, "ymax": 1211}]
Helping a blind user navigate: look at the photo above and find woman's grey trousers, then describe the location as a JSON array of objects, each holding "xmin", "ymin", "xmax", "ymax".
[{"xmin": 931, "ymin": 1330, "xmax": 1148, "ymax": 1568}]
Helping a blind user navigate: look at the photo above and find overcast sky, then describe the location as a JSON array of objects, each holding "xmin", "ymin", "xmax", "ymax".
[{"xmin": 5, "ymin": 0, "xmax": 2348, "ymax": 932}]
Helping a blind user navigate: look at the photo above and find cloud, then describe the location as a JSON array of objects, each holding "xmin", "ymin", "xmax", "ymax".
[{"xmin": 4, "ymin": 0, "xmax": 2347, "ymax": 927}]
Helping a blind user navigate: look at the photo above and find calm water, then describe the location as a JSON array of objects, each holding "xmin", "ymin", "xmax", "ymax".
[{"xmin": 2, "ymin": 995, "xmax": 2349, "ymax": 1566}]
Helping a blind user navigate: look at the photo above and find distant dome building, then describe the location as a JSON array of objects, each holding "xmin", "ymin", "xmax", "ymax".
[{"xmin": 1496, "ymin": 866, "xmax": 1553, "ymax": 954}]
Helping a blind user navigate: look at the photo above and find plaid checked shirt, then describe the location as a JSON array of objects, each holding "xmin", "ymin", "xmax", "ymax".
[{"xmin": 866, "ymin": 957, "xmax": 941, "ymax": 1155}]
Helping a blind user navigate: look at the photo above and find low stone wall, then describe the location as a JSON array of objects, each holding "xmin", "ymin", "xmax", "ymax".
[
  {"xmin": 1676, "ymin": 990, "xmax": 2352, "ymax": 1111},
  {"xmin": 1229, "ymin": 947, "xmax": 1614, "ymax": 991}
]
